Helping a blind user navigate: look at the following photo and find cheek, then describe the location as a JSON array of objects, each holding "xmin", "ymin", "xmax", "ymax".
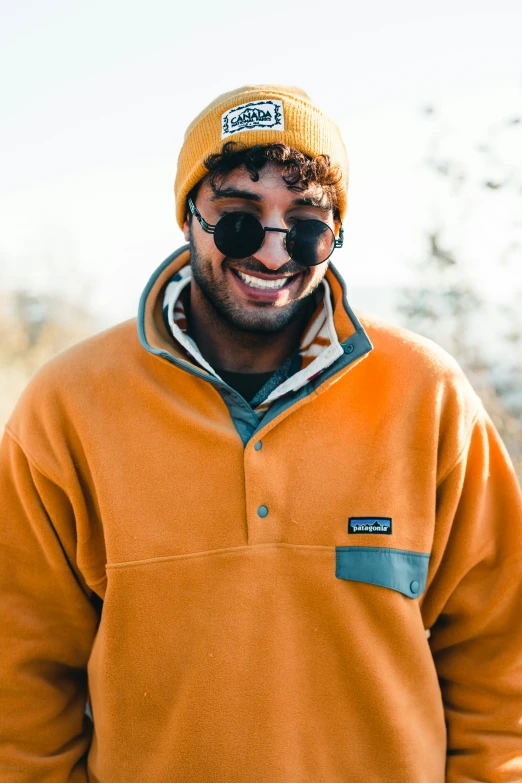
[
  {"xmin": 190, "ymin": 222, "xmax": 209, "ymax": 254},
  {"xmin": 190, "ymin": 230, "xmax": 226, "ymax": 274},
  {"xmin": 304, "ymin": 266, "xmax": 327, "ymax": 290}
]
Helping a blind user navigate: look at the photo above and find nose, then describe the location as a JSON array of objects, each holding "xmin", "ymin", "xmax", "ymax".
[{"xmin": 252, "ymin": 227, "xmax": 290, "ymax": 271}]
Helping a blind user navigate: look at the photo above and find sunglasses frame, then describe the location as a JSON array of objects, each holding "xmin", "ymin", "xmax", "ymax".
[{"xmin": 187, "ymin": 197, "xmax": 343, "ymax": 266}]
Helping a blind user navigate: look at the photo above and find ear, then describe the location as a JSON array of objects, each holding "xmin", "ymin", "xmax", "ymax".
[
  {"xmin": 333, "ymin": 209, "xmax": 342, "ymax": 237},
  {"xmin": 183, "ymin": 216, "xmax": 190, "ymax": 242}
]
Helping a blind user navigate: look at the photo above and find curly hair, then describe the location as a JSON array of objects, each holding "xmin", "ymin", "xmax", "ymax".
[{"xmin": 189, "ymin": 141, "xmax": 342, "ymax": 215}]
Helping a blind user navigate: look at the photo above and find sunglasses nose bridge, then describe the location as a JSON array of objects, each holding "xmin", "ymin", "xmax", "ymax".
[{"xmin": 252, "ymin": 226, "xmax": 291, "ymax": 269}]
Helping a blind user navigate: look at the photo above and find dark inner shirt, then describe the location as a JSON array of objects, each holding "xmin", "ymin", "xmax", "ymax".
[{"xmin": 214, "ymin": 368, "xmax": 276, "ymax": 404}]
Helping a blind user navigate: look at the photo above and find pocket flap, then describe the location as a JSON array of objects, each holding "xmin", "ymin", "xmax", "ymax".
[{"xmin": 335, "ymin": 547, "xmax": 430, "ymax": 598}]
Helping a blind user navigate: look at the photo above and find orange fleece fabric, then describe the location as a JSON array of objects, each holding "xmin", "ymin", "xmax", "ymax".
[{"xmin": 1, "ymin": 248, "xmax": 522, "ymax": 782}]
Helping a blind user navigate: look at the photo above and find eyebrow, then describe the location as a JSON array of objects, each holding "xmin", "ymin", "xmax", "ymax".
[
  {"xmin": 209, "ymin": 187, "xmax": 262, "ymax": 203},
  {"xmin": 291, "ymin": 196, "xmax": 331, "ymax": 214},
  {"xmin": 210, "ymin": 187, "xmax": 331, "ymax": 214}
]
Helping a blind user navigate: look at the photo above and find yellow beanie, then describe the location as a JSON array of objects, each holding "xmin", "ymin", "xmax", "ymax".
[{"xmin": 174, "ymin": 84, "xmax": 349, "ymax": 229}]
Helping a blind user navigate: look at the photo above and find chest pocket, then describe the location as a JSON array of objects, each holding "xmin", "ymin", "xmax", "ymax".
[{"xmin": 335, "ymin": 546, "xmax": 430, "ymax": 599}]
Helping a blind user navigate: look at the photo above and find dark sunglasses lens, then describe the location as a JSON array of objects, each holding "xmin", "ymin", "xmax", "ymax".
[
  {"xmin": 287, "ymin": 221, "xmax": 335, "ymax": 266},
  {"xmin": 213, "ymin": 213, "xmax": 265, "ymax": 259}
]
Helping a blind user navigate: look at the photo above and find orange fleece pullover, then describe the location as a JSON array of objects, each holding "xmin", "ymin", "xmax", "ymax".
[{"xmin": 1, "ymin": 247, "xmax": 521, "ymax": 783}]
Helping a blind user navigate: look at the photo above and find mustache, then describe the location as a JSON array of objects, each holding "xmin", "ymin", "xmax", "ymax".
[{"xmin": 224, "ymin": 258, "xmax": 304, "ymax": 277}]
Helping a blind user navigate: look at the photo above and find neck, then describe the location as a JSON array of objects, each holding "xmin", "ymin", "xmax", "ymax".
[{"xmin": 186, "ymin": 283, "xmax": 314, "ymax": 373}]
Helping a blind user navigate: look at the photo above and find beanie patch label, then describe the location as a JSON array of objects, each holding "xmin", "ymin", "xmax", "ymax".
[{"xmin": 222, "ymin": 100, "xmax": 284, "ymax": 139}]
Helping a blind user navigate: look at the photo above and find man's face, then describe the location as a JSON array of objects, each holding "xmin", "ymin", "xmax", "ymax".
[{"xmin": 183, "ymin": 163, "xmax": 336, "ymax": 335}]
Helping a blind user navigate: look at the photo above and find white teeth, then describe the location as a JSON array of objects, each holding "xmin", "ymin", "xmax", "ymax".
[{"xmin": 236, "ymin": 270, "xmax": 290, "ymax": 289}]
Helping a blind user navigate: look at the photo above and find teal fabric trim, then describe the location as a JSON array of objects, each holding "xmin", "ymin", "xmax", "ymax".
[
  {"xmin": 137, "ymin": 248, "xmax": 222, "ymax": 390},
  {"xmin": 335, "ymin": 547, "xmax": 430, "ymax": 599},
  {"xmin": 328, "ymin": 262, "xmax": 372, "ymax": 341},
  {"xmin": 254, "ymin": 328, "xmax": 372, "ymax": 434},
  {"xmin": 138, "ymin": 248, "xmax": 259, "ymax": 445},
  {"xmin": 217, "ymin": 387, "xmax": 260, "ymax": 444},
  {"xmin": 252, "ymin": 263, "xmax": 373, "ymax": 433},
  {"xmin": 311, "ymin": 328, "xmax": 373, "ymax": 392}
]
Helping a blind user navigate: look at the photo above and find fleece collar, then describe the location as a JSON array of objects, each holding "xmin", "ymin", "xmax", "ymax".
[
  {"xmin": 162, "ymin": 264, "xmax": 347, "ymax": 413},
  {"xmin": 138, "ymin": 246, "xmax": 373, "ymax": 436}
]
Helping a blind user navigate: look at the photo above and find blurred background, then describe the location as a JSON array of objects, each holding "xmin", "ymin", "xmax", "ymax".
[{"xmin": 1, "ymin": 0, "xmax": 521, "ymax": 480}]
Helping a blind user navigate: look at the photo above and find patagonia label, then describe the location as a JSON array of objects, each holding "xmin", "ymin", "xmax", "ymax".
[
  {"xmin": 348, "ymin": 517, "xmax": 392, "ymax": 535},
  {"xmin": 222, "ymin": 100, "xmax": 284, "ymax": 139}
]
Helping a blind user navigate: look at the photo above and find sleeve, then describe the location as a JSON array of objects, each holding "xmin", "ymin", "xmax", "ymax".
[
  {"xmin": 0, "ymin": 428, "xmax": 100, "ymax": 782},
  {"xmin": 422, "ymin": 406, "xmax": 522, "ymax": 782}
]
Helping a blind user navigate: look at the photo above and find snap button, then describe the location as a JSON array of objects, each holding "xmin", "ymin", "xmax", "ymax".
[
  {"xmin": 344, "ymin": 344, "xmax": 354, "ymax": 354},
  {"xmin": 257, "ymin": 505, "xmax": 269, "ymax": 518},
  {"xmin": 254, "ymin": 440, "xmax": 262, "ymax": 451},
  {"xmin": 410, "ymin": 580, "xmax": 420, "ymax": 594}
]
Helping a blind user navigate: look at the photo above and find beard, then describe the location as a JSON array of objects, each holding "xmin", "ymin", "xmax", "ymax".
[{"xmin": 188, "ymin": 229, "xmax": 325, "ymax": 336}]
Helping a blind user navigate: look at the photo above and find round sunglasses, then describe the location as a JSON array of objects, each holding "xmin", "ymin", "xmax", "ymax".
[{"xmin": 187, "ymin": 197, "xmax": 343, "ymax": 267}]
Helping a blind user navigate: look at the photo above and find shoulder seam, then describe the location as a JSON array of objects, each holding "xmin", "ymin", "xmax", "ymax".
[
  {"xmin": 4, "ymin": 425, "xmax": 107, "ymax": 591},
  {"xmin": 4, "ymin": 425, "xmax": 64, "ymax": 488},
  {"xmin": 436, "ymin": 402, "xmax": 483, "ymax": 488}
]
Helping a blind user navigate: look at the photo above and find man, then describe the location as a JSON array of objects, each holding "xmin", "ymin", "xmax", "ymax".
[{"xmin": 1, "ymin": 85, "xmax": 521, "ymax": 782}]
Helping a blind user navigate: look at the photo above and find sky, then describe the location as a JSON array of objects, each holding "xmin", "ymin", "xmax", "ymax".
[{"xmin": 1, "ymin": 0, "xmax": 521, "ymax": 324}]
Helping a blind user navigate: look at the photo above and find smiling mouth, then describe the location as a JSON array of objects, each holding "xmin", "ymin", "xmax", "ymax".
[{"xmin": 231, "ymin": 268, "xmax": 300, "ymax": 290}]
